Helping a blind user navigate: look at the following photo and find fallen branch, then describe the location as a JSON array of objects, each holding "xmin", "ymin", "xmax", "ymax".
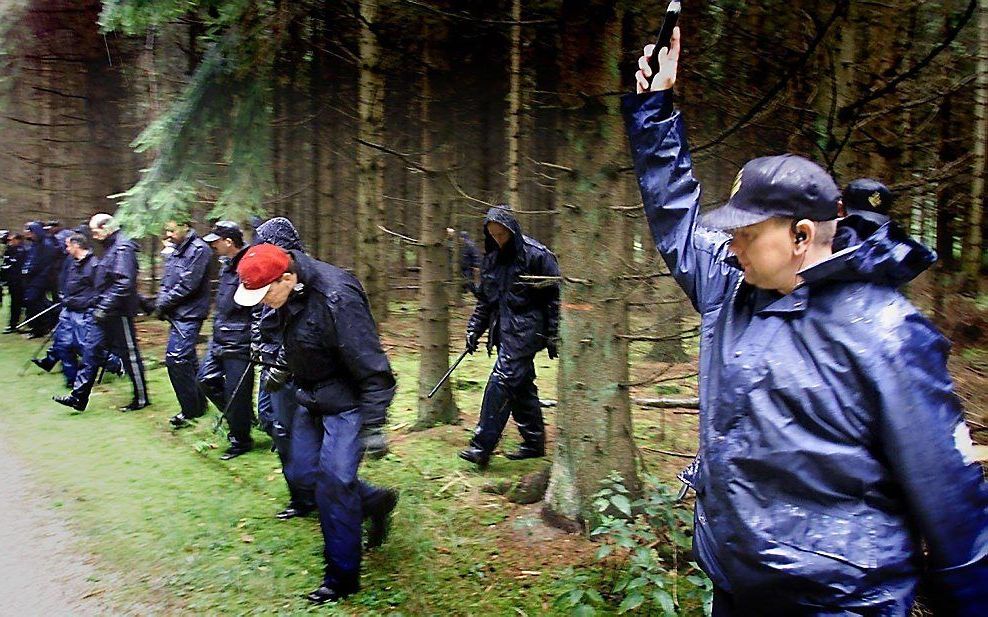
[{"xmin": 641, "ymin": 447, "xmax": 696, "ymax": 459}]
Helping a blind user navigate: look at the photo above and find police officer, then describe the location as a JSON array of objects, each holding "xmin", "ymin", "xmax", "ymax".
[
  {"xmin": 65, "ymin": 213, "xmax": 150, "ymax": 411},
  {"xmin": 459, "ymin": 206, "xmax": 560, "ymax": 469},
  {"xmin": 21, "ymin": 221, "xmax": 58, "ymax": 337},
  {"xmin": 626, "ymin": 29, "xmax": 987, "ymax": 614},
  {"xmin": 1, "ymin": 231, "xmax": 26, "ymax": 333},
  {"xmin": 251, "ymin": 217, "xmax": 316, "ymax": 519},
  {"xmin": 32, "ymin": 233, "xmax": 96, "ymax": 387},
  {"xmin": 446, "ymin": 227, "xmax": 481, "ymax": 297},
  {"xmin": 834, "ymin": 178, "xmax": 895, "ymax": 251},
  {"xmin": 155, "ymin": 220, "xmax": 211, "ymax": 422},
  {"xmin": 234, "ymin": 243, "xmax": 399, "ymax": 604},
  {"xmin": 191, "ymin": 221, "xmax": 254, "ymax": 460}
]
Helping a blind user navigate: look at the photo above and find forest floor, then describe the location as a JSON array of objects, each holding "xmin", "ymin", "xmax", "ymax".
[{"xmin": 0, "ymin": 292, "xmax": 983, "ymax": 615}]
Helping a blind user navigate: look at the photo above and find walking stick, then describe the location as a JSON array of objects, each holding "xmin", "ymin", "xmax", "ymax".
[
  {"xmin": 427, "ymin": 348, "xmax": 471, "ymax": 399},
  {"xmin": 13, "ymin": 301, "xmax": 62, "ymax": 332}
]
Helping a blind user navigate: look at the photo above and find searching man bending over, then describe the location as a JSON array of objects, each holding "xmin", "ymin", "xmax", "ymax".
[
  {"xmin": 234, "ymin": 243, "xmax": 398, "ymax": 604},
  {"xmin": 624, "ymin": 27, "xmax": 988, "ymax": 615}
]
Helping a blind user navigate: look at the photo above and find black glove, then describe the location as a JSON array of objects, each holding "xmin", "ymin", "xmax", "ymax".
[
  {"xmin": 261, "ymin": 365, "xmax": 291, "ymax": 392},
  {"xmin": 138, "ymin": 295, "xmax": 156, "ymax": 315},
  {"xmin": 547, "ymin": 338, "xmax": 559, "ymax": 360},
  {"xmin": 92, "ymin": 308, "xmax": 109, "ymax": 324},
  {"xmin": 359, "ymin": 423, "xmax": 389, "ymax": 460},
  {"xmin": 465, "ymin": 330, "xmax": 480, "ymax": 354},
  {"xmin": 152, "ymin": 304, "xmax": 168, "ymax": 321}
]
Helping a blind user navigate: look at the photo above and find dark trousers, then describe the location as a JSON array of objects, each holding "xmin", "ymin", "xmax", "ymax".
[
  {"xmin": 291, "ymin": 407, "xmax": 387, "ymax": 587},
  {"xmin": 39, "ymin": 308, "xmax": 85, "ymax": 386},
  {"xmin": 198, "ymin": 343, "xmax": 254, "ymax": 448},
  {"xmin": 269, "ymin": 382, "xmax": 316, "ymax": 510},
  {"xmin": 23, "ymin": 288, "xmax": 53, "ymax": 335},
  {"xmin": 6, "ymin": 287, "xmax": 24, "ymax": 329},
  {"xmin": 470, "ymin": 351, "xmax": 545, "ymax": 454},
  {"xmin": 165, "ymin": 319, "xmax": 205, "ymax": 418},
  {"xmin": 72, "ymin": 315, "xmax": 149, "ymax": 407}
]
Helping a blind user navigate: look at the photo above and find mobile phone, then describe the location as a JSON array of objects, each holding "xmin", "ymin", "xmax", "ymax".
[{"xmin": 648, "ymin": 0, "xmax": 681, "ymax": 78}]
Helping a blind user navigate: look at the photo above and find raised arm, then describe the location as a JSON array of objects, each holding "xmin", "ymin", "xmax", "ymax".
[{"xmin": 622, "ymin": 29, "xmax": 737, "ymax": 313}]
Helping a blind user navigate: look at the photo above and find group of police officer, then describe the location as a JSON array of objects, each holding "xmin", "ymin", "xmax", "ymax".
[{"xmin": 0, "ymin": 208, "xmax": 559, "ymax": 604}]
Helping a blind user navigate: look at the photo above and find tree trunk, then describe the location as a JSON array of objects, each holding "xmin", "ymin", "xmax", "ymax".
[
  {"xmin": 505, "ymin": 0, "xmax": 522, "ymax": 210},
  {"xmin": 355, "ymin": 0, "xmax": 389, "ymax": 322},
  {"xmin": 416, "ymin": 42, "xmax": 459, "ymax": 428},
  {"xmin": 961, "ymin": 0, "xmax": 987, "ymax": 292},
  {"xmin": 544, "ymin": 0, "xmax": 638, "ymax": 529}
]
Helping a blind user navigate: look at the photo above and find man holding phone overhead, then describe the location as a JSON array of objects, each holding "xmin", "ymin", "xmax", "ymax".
[{"xmin": 623, "ymin": 20, "xmax": 987, "ymax": 617}]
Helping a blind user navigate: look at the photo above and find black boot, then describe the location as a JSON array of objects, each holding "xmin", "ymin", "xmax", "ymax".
[
  {"xmin": 276, "ymin": 504, "xmax": 315, "ymax": 520},
  {"xmin": 505, "ymin": 446, "xmax": 545, "ymax": 460},
  {"xmin": 307, "ymin": 570, "xmax": 359, "ymax": 604},
  {"xmin": 465, "ymin": 376, "xmax": 513, "ymax": 469},
  {"xmin": 53, "ymin": 394, "xmax": 86, "ymax": 411},
  {"xmin": 458, "ymin": 446, "xmax": 491, "ymax": 469},
  {"xmin": 32, "ymin": 357, "xmax": 55, "ymax": 372},
  {"xmin": 364, "ymin": 488, "xmax": 399, "ymax": 549}
]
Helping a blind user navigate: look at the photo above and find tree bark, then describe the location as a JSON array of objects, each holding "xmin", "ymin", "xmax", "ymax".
[
  {"xmin": 355, "ymin": 0, "xmax": 389, "ymax": 322},
  {"xmin": 961, "ymin": 0, "xmax": 987, "ymax": 292},
  {"xmin": 416, "ymin": 41, "xmax": 459, "ymax": 428},
  {"xmin": 505, "ymin": 0, "xmax": 522, "ymax": 210},
  {"xmin": 544, "ymin": 0, "xmax": 638, "ymax": 529}
]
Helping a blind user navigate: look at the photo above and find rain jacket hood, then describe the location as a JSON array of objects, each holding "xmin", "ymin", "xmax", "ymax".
[
  {"xmin": 623, "ymin": 88, "xmax": 988, "ymax": 616},
  {"xmin": 820, "ymin": 214, "xmax": 937, "ymax": 288},
  {"xmin": 468, "ymin": 207, "xmax": 560, "ymax": 357},
  {"xmin": 256, "ymin": 217, "xmax": 305, "ymax": 252}
]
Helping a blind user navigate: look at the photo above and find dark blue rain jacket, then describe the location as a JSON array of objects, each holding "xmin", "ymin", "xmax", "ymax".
[
  {"xmin": 62, "ymin": 252, "xmax": 98, "ymax": 312},
  {"xmin": 210, "ymin": 247, "xmax": 252, "ymax": 358},
  {"xmin": 156, "ymin": 230, "xmax": 211, "ymax": 321},
  {"xmin": 251, "ymin": 217, "xmax": 305, "ymax": 362},
  {"xmin": 467, "ymin": 207, "xmax": 560, "ymax": 357},
  {"xmin": 623, "ymin": 89, "xmax": 988, "ymax": 615},
  {"xmin": 277, "ymin": 251, "xmax": 395, "ymax": 429},
  {"xmin": 22, "ymin": 221, "xmax": 59, "ymax": 301},
  {"xmin": 94, "ymin": 230, "xmax": 141, "ymax": 318}
]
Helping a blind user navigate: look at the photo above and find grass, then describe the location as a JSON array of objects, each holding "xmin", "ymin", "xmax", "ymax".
[{"xmin": 0, "ymin": 302, "xmax": 612, "ymax": 616}]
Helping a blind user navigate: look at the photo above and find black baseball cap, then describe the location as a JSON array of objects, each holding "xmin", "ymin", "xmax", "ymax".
[
  {"xmin": 700, "ymin": 154, "xmax": 841, "ymax": 230},
  {"xmin": 844, "ymin": 178, "xmax": 893, "ymax": 217},
  {"xmin": 203, "ymin": 220, "xmax": 244, "ymax": 245}
]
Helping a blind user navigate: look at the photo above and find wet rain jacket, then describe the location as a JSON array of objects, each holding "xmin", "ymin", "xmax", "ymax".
[
  {"xmin": 156, "ymin": 230, "xmax": 211, "ymax": 321},
  {"xmin": 62, "ymin": 252, "xmax": 98, "ymax": 312},
  {"xmin": 94, "ymin": 230, "xmax": 141, "ymax": 318},
  {"xmin": 209, "ymin": 247, "xmax": 252, "ymax": 358},
  {"xmin": 277, "ymin": 251, "xmax": 395, "ymax": 429},
  {"xmin": 467, "ymin": 207, "xmax": 560, "ymax": 357},
  {"xmin": 623, "ymin": 89, "xmax": 988, "ymax": 615},
  {"xmin": 22, "ymin": 221, "xmax": 58, "ymax": 302}
]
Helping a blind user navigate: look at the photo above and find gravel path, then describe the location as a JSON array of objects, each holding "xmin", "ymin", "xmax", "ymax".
[{"xmin": 0, "ymin": 434, "xmax": 114, "ymax": 616}]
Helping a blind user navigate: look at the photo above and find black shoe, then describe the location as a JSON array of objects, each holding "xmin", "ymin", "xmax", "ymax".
[
  {"xmin": 458, "ymin": 447, "xmax": 491, "ymax": 469},
  {"xmin": 32, "ymin": 358, "xmax": 54, "ymax": 372},
  {"xmin": 2, "ymin": 327, "xmax": 15, "ymax": 334},
  {"xmin": 119, "ymin": 401, "xmax": 150, "ymax": 412},
  {"xmin": 365, "ymin": 489, "xmax": 399, "ymax": 549},
  {"xmin": 53, "ymin": 394, "xmax": 86, "ymax": 411},
  {"xmin": 505, "ymin": 446, "xmax": 545, "ymax": 461},
  {"xmin": 305, "ymin": 584, "xmax": 358, "ymax": 605},
  {"xmin": 169, "ymin": 413, "xmax": 191, "ymax": 428},
  {"xmin": 219, "ymin": 447, "xmax": 250, "ymax": 461},
  {"xmin": 276, "ymin": 505, "xmax": 315, "ymax": 520}
]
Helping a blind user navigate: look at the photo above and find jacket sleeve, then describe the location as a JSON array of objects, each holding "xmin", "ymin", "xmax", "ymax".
[
  {"xmin": 156, "ymin": 244, "xmax": 211, "ymax": 312},
  {"xmin": 868, "ymin": 310, "xmax": 988, "ymax": 615},
  {"xmin": 621, "ymin": 90, "xmax": 738, "ymax": 313},
  {"xmin": 466, "ymin": 258, "xmax": 497, "ymax": 336},
  {"xmin": 96, "ymin": 245, "xmax": 137, "ymax": 314},
  {"xmin": 331, "ymin": 289, "xmax": 396, "ymax": 427}
]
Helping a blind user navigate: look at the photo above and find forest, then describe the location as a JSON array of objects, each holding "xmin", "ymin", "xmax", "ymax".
[{"xmin": 0, "ymin": 1, "xmax": 985, "ymax": 615}]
